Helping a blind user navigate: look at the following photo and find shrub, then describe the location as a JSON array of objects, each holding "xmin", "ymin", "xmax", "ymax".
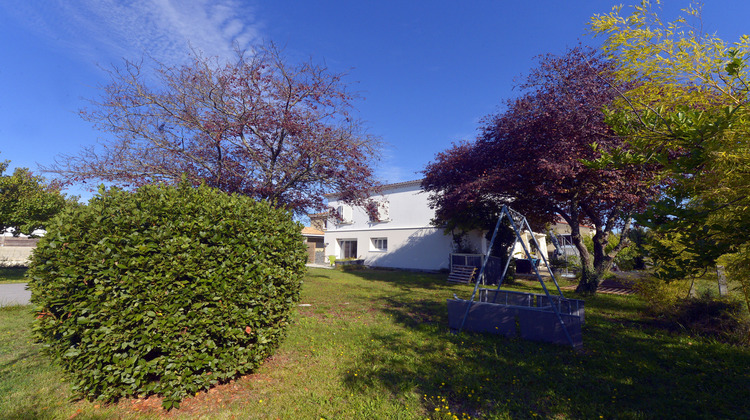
[
  {"xmin": 634, "ymin": 277, "xmax": 750, "ymax": 345},
  {"xmin": 27, "ymin": 183, "xmax": 307, "ymax": 409},
  {"xmin": 340, "ymin": 263, "xmax": 365, "ymax": 272},
  {"xmin": 669, "ymin": 293, "xmax": 750, "ymax": 345},
  {"xmin": 633, "ymin": 275, "xmax": 684, "ymax": 315},
  {"xmin": 500, "ymin": 259, "xmax": 516, "ymax": 285}
]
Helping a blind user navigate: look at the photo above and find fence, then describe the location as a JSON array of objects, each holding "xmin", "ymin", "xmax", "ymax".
[
  {"xmin": 0, "ymin": 237, "xmax": 40, "ymax": 247},
  {"xmin": 0, "ymin": 237, "xmax": 38, "ymax": 267},
  {"xmin": 450, "ymin": 253, "xmax": 506, "ymax": 285}
]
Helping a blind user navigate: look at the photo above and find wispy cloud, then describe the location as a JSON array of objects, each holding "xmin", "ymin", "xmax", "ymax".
[
  {"xmin": 375, "ymin": 145, "xmax": 423, "ymax": 185},
  {"xmin": 377, "ymin": 164, "xmax": 409, "ymax": 185},
  {"xmin": 3, "ymin": 0, "xmax": 262, "ymax": 65}
]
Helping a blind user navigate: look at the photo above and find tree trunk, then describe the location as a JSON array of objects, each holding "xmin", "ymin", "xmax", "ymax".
[
  {"xmin": 575, "ymin": 248, "xmax": 599, "ymax": 294},
  {"xmin": 565, "ymin": 207, "xmax": 600, "ymax": 295},
  {"xmin": 592, "ymin": 230, "xmax": 616, "ymax": 279},
  {"xmin": 578, "ymin": 213, "xmax": 633, "ymax": 295},
  {"xmin": 576, "ymin": 231, "xmax": 621, "ymax": 294},
  {"xmin": 716, "ymin": 265, "xmax": 728, "ymax": 297},
  {"xmin": 686, "ymin": 276, "xmax": 697, "ymax": 298}
]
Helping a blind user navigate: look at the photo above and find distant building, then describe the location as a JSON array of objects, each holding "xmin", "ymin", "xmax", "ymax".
[
  {"xmin": 546, "ymin": 220, "xmax": 595, "ymax": 261},
  {"xmin": 308, "ymin": 212, "xmax": 328, "ymax": 232},
  {"xmin": 301, "ymin": 226, "xmax": 326, "ymax": 265}
]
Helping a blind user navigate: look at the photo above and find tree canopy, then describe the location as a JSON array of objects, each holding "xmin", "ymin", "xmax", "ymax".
[
  {"xmin": 423, "ymin": 46, "xmax": 659, "ymax": 294},
  {"xmin": 45, "ymin": 44, "xmax": 381, "ymax": 216},
  {"xmin": 0, "ymin": 156, "xmax": 69, "ymax": 236},
  {"xmin": 590, "ymin": 1, "xmax": 750, "ymax": 307}
]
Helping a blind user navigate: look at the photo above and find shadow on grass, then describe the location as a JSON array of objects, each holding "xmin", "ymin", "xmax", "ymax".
[
  {"xmin": 305, "ymin": 272, "xmax": 333, "ymax": 281},
  {"xmin": 4, "ymin": 405, "xmax": 116, "ymax": 420},
  {"xmin": 340, "ymin": 269, "xmax": 750, "ymax": 419},
  {"xmin": 346, "ymin": 268, "xmax": 459, "ymax": 292},
  {"xmin": 0, "ymin": 350, "xmax": 37, "ymax": 373}
]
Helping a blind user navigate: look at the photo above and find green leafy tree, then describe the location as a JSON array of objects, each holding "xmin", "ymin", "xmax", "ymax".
[
  {"xmin": 0, "ymin": 155, "xmax": 69, "ymax": 236},
  {"xmin": 582, "ymin": 231, "xmax": 640, "ymax": 272},
  {"xmin": 590, "ymin": 1, "xmax": 750, "ymax": 310}
]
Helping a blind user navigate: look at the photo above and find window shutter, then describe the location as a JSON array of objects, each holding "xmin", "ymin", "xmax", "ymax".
[
  {"xmin": 337, "ymin": 204, "xmax": 353, "ymax": 223},
  {"xmin": 378, "ymin": 201, "xmax": 389, "ymax": 221}
]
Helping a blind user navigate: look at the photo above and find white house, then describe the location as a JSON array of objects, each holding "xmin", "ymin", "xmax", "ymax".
[
  {"xmin": 321, "ymin": 180, "xmax": 560, "ymax": 273},
  {"xmin": 323, "ymin": 180, "xmax": 466, "ymax": 270}
]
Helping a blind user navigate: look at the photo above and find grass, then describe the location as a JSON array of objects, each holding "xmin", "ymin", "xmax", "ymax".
[
  {"xmin": 2, "ymin": 268, "xmax": 749, "ymax": 419},
  {"xmin": 0, "ymin": 267, "xmax": 27, "ymax": 284}
]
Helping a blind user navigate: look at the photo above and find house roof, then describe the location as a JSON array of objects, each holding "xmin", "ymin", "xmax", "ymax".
[
  {"xmin": 552, "ymin": 218, "xmax": 595, "ymax": 230},
  {"xmin": 323, "ymin": 179, "xmax": 423, "ymax": 199},
  {"xmin": 377, "ymin": 179, "xmax": 423, "ymax": 189},
  {"xmin": 301, "ymin": 226, "xmax": 325, "ymax": 237}
]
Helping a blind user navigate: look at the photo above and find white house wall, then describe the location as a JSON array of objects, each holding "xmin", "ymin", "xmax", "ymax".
[
  {"xmin": 326, "ymin": 181, "xmax": 458, "ymax": 270},
  {"xmin": 326, "ymin": 227, "xmax": 454, "ymax": 270},
  {"xmin": 324, "ymin": 180, "xmax": 548, "ymax": 271}
]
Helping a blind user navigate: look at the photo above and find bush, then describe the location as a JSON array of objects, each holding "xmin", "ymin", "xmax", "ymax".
[
  {"xmin": 671, "ymin": 293, "xmax": 750, "ymax": 345},
  {"xmin": 633, "ymin": 275, "xmax": 685, "ymax": 315},
  {"xmin": 500, "ymin": 259, "xmax": 516, "ymax": 285},
  {"xmin": 340, "ymin": 263, "xmax": 366, "ymax": 272},
  {"xmin": 27, "ymin": 183, "xmax": 307, "ymax": 409},
  {"xmin": 634, "ymin": 277, "xmax": 750, "ymax": 345}
]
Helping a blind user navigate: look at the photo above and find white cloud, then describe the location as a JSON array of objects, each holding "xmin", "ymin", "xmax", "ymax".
[
  {"xmin": 373, "ymin": 141, "xmax": 426, "ymax": 185},
  {"xmin": 3, "ymin": 0, "xmax": 262, "ymax": 65},
  {"xmin": 377, "ymin": 165, "xmax": 405, "ymax": 185}
]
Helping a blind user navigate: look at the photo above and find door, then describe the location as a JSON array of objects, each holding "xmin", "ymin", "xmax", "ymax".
[{"xmin": 339, "ymin": 239, "xmax": 357, "ymax": 259}]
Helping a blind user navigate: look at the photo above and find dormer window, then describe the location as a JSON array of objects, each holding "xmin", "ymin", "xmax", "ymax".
[
  {"xmin": 336, "ymin": 204, "xmax": 353, "ymax": 224},
  {"xmin": 378, "ymin": 201, "xmax": 390, "ymax": 221},
  {"xmin": 369, "ymin": 201, "xmax": 390, "ymax": 223}
]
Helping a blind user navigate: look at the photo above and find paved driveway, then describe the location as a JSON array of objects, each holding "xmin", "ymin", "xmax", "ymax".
[{"xmin": 0, "ymin": 283, "xmax": 31, "ymax": 307}]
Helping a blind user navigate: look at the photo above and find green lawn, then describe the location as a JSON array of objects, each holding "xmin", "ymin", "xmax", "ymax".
[
  {"xmin": 1, "ymin": 268, "xmax": 749, "ymax": 419},
  {"xmin": 0, "ymin": 267, "xmax": 27, "ymax": 284}
]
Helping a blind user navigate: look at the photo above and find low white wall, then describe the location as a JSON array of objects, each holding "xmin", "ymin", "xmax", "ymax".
[{"xmin": 0, "ymin": 247, "xmax": 34, "ymax": 267}]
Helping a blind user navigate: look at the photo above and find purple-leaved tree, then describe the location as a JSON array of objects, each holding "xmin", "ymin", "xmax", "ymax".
[{"xmin": 423, "ymin": 47, "xmax": 659, "ymax": 294}]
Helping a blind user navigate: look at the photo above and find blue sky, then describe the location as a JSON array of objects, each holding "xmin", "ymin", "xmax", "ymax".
[{"xmin": 1, "ymin": 0, "xmax": 749, "ymax": 202}]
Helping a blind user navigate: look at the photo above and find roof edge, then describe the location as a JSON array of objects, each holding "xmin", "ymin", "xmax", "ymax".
[{"xmin": 324, "ymin": 179, "xmax": 423, "ymax": 199}]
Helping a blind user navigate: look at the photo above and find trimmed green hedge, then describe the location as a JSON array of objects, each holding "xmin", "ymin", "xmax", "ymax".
[{"xmin": 27, "ymin": 183, "xmax": 306, "ymax": 409}]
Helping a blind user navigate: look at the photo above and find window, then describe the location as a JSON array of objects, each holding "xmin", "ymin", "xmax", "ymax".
[
  {"xmin": 369, "ymin": 201, "xmax": 390, "ymax": 223},
  {"xmin": 377, "ymin": 201, "xmax": 390, "ymax": 221},
  {"xmin": 339, "ymin": 239, "xmax": 357, "ymax": 259},
  {"xmin": 371, "ymin": 237, "xmax": 387, "ymax": 252},
  {"xmin": 336, "ymin": 204, "xmax": 353, "ymax": 223}
]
